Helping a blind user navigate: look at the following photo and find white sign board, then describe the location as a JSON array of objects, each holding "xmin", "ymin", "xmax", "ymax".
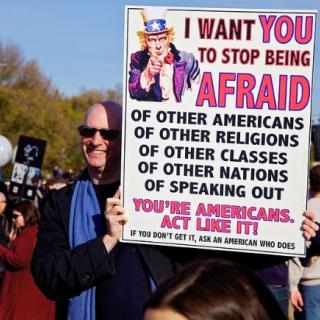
[{"xmin": 121, "ymin": 6, "xmax": 317, "ymax": 256}]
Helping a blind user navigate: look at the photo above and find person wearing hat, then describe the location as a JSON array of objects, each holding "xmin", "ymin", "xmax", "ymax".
[{"xmin": 128, "ymin": 8, "xmax": 200, "ymax": 102}]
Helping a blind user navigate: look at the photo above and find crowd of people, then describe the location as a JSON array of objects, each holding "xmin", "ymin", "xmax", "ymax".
[
  {"xmin": 0, "ymin": 8, "xmax": 318, "ymax": 320},
  {"xmin": 0, "ymin": 100, "xmax": 318, "ymax": 320},
  {"xmin": 0, "ymin": 171, "xmax": 74, "ymax": 319}
]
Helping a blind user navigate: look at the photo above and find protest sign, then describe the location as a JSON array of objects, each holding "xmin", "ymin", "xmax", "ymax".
[
  {"xmin": 121, "ymin": 6, "xmax": 317, "ymax": 256},
  {"xmin": 9, "ymin": 135, "xmax": 46, "ymax": 201}
]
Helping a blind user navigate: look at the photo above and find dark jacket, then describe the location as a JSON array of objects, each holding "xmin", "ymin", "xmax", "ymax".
[{"xmin": 31, "ymin": 183, "xmax": 179, "ymax": 319}]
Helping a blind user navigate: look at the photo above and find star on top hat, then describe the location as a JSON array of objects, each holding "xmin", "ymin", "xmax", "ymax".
[{"xmin": 138, "ymin": 8, "xmax": 173, "ymax": 35}]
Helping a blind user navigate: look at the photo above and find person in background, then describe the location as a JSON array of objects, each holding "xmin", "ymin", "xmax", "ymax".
[
  {"xmin": 63, "ymin": 168, "xmax": 76, "ymax": 184},
  {"xmin": 35, "ymin": 177, "xmax": 67, "ymax": 213},
  {"xmin": 45, "ymin": 176, "xmax": 67, "ymax": 192},
  {"xmin": 0, "ymin": 190, "xmax": 12, "ymax": 247},
  {"xmin": 168, "ymin": 207, "xmax": 318, "ymax": 318},
  {"xmin": 289, "ymin": 164, "xmax": 320, "ymax": 320},
  {"xmin": 53, "ymin": 165, "xmax": 63, "ymax": 177},
  {"xmin": 0, "ymin": 200, "xmax": 55, "ymax": 319},
  {"xmin": 0, "ymin": 186, "xmax": 13, "ymax": 282},
  {"xmin": 31, "ymin": 101, "xmax": 178, "ymax": 320},
  {"xmin": 144, "ymin": 258, "xmax": 286, "ymax": 320},
  {"xmin": 31, "ymin": 174, "xmax": 47, "ymax": 209}
]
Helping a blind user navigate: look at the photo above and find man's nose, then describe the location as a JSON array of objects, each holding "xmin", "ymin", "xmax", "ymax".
[
  {"xmin": 155, "ymin": 39, "xmax": 162, "ymax": 48},
  {"xmin": 91, "ymin": 131, "xmax": 104, "ymax": 145}
]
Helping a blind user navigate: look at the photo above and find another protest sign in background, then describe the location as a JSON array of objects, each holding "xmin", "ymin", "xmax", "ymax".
[
  {"xmin": 121, "ymin": 6, "xmax": 316, "ymax": 256},
  {"xmin": 9, "ymin": 135, "xmax": 46, "ymax": 201}
]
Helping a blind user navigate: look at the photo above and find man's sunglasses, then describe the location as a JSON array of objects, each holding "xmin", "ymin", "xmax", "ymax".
[{"xmin": 78, "ymin": 125, "xmax": 120, "ymax": 141}]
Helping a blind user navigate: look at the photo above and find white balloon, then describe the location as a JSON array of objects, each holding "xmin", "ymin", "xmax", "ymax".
[{"xmin": 0, "ymin": 135, "xmax": 13, "ymax": 167}]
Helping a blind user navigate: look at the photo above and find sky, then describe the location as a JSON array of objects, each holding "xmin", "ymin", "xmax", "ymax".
[{"xmin": 0, "ymin": 0, "xmax": 319, "ymax": 120}]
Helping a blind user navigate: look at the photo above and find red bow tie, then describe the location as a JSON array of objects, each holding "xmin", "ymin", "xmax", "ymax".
[{"xmin": 164, "ymin": 52, "xmax": 174, "ymax": 65}]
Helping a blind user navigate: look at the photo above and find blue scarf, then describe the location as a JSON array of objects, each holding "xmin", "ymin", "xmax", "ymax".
[{"xmin": 68, "ymin": 173, "xmax": 103, "ymax": 320}]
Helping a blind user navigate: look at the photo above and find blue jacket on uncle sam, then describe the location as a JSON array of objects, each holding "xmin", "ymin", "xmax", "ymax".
[{"xmin": 128, "ymin": 43, "xmax": 200, "ymax": 102}]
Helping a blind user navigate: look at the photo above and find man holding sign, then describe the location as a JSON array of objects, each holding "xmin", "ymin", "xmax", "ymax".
[
  {"xmin": 31, "ymin": 100, "xmax": 318, "ymax": 319},
  {"xmin": 31, "ymin": 101, "xmax": 178, "ymax": 320}
]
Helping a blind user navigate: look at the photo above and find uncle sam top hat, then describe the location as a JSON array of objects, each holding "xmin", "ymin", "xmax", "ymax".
[{"xmin": 137, "ymin": 7, "xmax": 174, "ymax": 36}]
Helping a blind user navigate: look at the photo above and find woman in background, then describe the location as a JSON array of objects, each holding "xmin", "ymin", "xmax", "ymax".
[
  {"xmin": 0, "ymin": 200, "xmax": 55, "ymax": 319},
  {"xmin": 144, "ymin": 258, "xmax": 286, "ymax": 320}
]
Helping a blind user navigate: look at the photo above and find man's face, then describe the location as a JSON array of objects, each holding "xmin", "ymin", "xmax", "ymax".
[
  {"xmin": 80, "ymin": 104, "xmax": 121, "ymax": 176},
  {"xmin": 146, "ymin": 32, "xmax": 170, "ymax": 59}
]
